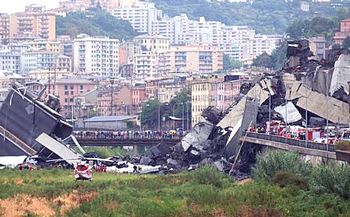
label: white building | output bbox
[132,35,170,80]
[111,1,161,33]
[0,51,21,73]
[73,35,120,77]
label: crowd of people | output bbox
[73,130,184,140]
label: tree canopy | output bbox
[56,10,138,40]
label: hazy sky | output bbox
[0,0,66,13]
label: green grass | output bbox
[81,147,126,158]
[1,167,350,217]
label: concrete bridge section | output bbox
[242,132,336,159]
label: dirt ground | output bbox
[0,191,97,217]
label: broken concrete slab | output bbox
[274,102,302,124]
[286,81,350,124]
[181,121,214,152]
[223,97,260,158]
[330,54,350,96]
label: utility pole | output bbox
[305,93,308,148]
[158,104,161,131]
[110,78,114,116]
[326,71,329,151]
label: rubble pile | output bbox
[129,40,350,176]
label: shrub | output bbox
[191,165,228,188]
[310,163,350,199]
[336,141,350,151]
[252,151,312,181]
[272,171,308,190]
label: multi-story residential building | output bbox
[191,74,243,125]
[134,34,170,53]
[334,18,350,44]
[132,85,146,106]
[0,51,21,73]
[21,51,71,74]
[9,5,56,42]
[0,14,10,44]
[133,35,170,79]
[111,1,161,33]
[73,34,120,77]
[25,39,62,53]
[162,45,223,74]
[157,77,188,103]
[57,35,74,57]
[309,36,326,60]
[40,78,97,117]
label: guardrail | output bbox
[245,132,336,152]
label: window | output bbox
[64,85,68,90]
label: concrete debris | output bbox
[274,102,302,124]
[201,106,223,124]
[129,40,350,178]
[330,54,350,96]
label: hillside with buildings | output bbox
[152,0,349,34]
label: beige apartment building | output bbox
[191,74,243,126]
[133,35,170,79]
[163,45,223,74]
[9,5,56,42]
[26,39,61,53]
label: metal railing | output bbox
[0,125,36,155]
[246,132,336,152]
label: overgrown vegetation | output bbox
[310,163,350,199]
[56,9,138,40]
[252,151,312,181]
[336,140,350,151]
[1,167,350,216]
[253,150,350,201]
[82,147,125,158]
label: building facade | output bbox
[73,35,120,77]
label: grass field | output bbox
[0,166,350,217]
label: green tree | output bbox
[162,88,192,130]
[223,54,232,71]
[342,37,350,49]
[270,41,287,70]
[252,52,273,68]
[223,54,243,71]
[141,99,160,130]
[56,10,138,40]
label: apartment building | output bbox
[39,78,97,117]
[163,45,223,74]
[0,14,9,44]
[111,1,161,33]
[133,35,170,79]
[21,51,71,74]
[73,35,120,77]
[9,5,56,42]
[191,74,243,125]
[309,36,326,60]
[0,51,21,73]
[334,18,350,44]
